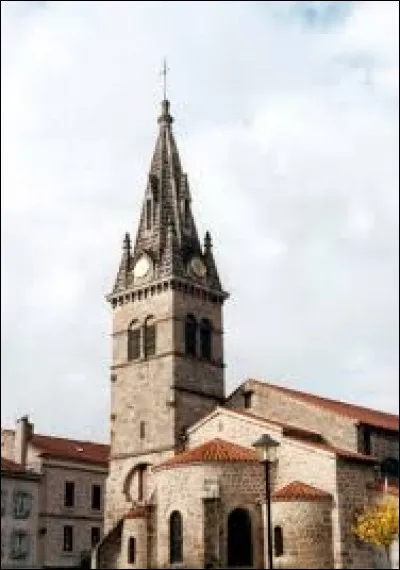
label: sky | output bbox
[1,1,398,443]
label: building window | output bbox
[146,199,152,230]
[91,527,101,548]
[140,421,146,440]
[144,319,156,358]
[183,199,190,225]
[137,464,148,502]
[185,314,197,357]
[10,530,30,560]
[274,525,284,557]
[363,427,372,455]
[381,457,399,480]
[128,537,136,564]
[200,319,212,360]
[64,481,75,508]
[1,490,6,517]
[128,327,141,361]
[91,485,101,510]
[63,526,73,552]
[169,510,183,564]
[13,491,32,519]
[244,391,252,409]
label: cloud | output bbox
[1,1,398,441]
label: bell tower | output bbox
[105,98,228,528]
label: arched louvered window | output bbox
[144,316,156,358]
[185,314,197,356]
[200,318,212,360]
[274,525,284,557]
[169,510,183,564]
[128,321,140,361]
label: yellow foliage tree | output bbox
[352,496,399,563]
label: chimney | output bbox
[15,415,33,467]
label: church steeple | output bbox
[110,99,226,300]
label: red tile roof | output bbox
[157,438,258,470]
[247,379,399,432]
[272,481,332,502]
[124,506,147,519]
[1,457,24,472]
[31,434,110,466]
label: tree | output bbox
[352,495,399,566]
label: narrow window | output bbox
[169,510,183,563]
[140,421,146,440]
[146,199,152,230]
[137,465,146,501]
[13,491,32,519]
[128,537,136,564]
[1,490,6,517]
[200,318,212,360]
[381,457,399,480]
[274,526,284,557]
[91,527,101,548]
[244,392,252,409]
[91,485,101,510]
[183,199,190,225]
[185,314,197,357]
[63,526,73,552]
[10,530,30,560]
[144,321,156,358]
[363,427,372,455]
[64,481,75,508]
[128,328,141,361]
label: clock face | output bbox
[133,255,150,279]
[190,257,206,278]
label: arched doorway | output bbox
[227,508,253,567]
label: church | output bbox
[93,97,399,569]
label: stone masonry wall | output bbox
[227,381,359,451]
[154,462,265,569]
[335,460,377,569]
[272,500,334,569]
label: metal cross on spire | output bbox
[160,58,169,101]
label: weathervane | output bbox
[160,58,169,101]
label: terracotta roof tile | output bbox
[247,379,399,432]
[124,506,147,519]
[31,434,110,466]
[272,481,332,502]
[157,438,258,470]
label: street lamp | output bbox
[253,434,279,570]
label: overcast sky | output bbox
[1,1,398,443]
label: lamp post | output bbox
[253,434,279,570]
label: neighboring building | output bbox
[96,95,399,569]
[1,457,41,569]
[1,416,109,569]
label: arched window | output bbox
[146,199,152,230]
[144,316,156,358]
[200,319,212,360]
[128,322,141,361]
[274,525,284,557]
[185,314,197,356]
[381,457,399,480]
[169,510,183,564]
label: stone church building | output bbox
[94,98,399,569]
